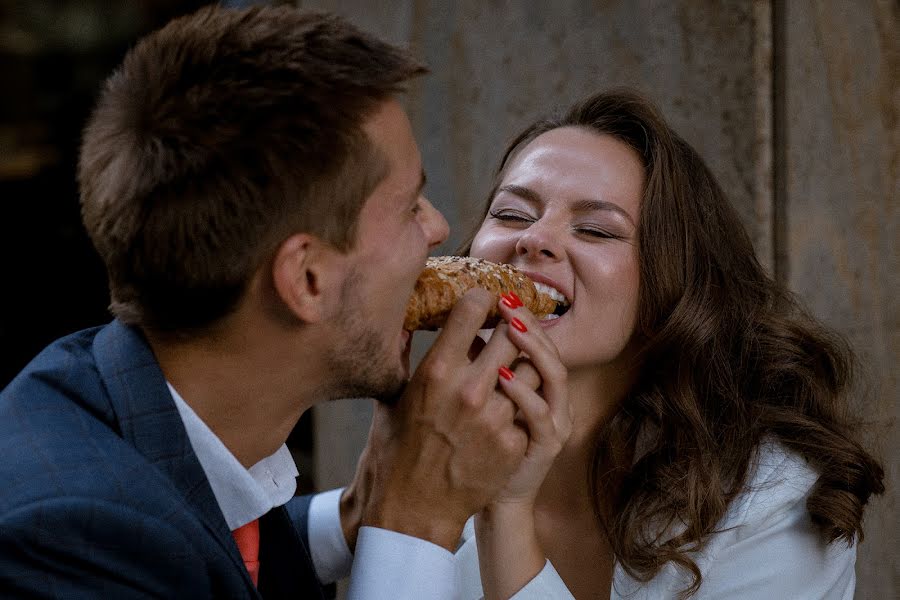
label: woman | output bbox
[455,90,884,599]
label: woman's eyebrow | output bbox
[498,184,634,225]
[570,198,635,225]
[497,184,541,204]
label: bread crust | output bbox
[403,256,558,330]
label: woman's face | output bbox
[470,126,644,373]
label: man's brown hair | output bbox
[79,5,426,333]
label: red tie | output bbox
[232,519,260,586]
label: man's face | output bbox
[324,99,449,401]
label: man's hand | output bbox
[341,288,535,551]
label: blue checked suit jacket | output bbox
[0,320,328,599]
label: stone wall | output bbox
[303,2,898,597]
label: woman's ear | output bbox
[271,233,344,324]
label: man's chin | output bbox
[373,378,408,406]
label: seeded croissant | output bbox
[403,256,559,331]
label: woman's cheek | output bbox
[470,229,511,260]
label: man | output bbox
[0,6,548,598]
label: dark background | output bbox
[0,0,312,490]
[1,0,211,386]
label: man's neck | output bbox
[146,314,324,468]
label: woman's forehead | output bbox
[500,127,644,220]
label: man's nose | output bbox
[420,196,449,249]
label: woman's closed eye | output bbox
[489,209,536,224]
[575,225,621,240]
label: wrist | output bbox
[363,495,467,551]
[480,499,536,522]
[475,503,545,600]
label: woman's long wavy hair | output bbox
[460,90,884,596]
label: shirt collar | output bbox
[167,383,298,530]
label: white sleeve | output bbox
[347,526,458,600]
[306,488,353,584]
[509,560,576,599]
[695,498,856,600]
[693,448,856,600]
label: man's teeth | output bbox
[534,282,568,304]
[541,313,560,321]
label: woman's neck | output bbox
[536,364,636,515]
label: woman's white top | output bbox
[455,441,857,599]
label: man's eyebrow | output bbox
[498,184,634,225]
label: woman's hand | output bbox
[492,293,572,507]
[476,293,572,600]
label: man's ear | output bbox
[271,233,344,324]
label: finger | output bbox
[423,288,494,364]
[510,357,540,392]
[497,371,557,446]
[472,292,548,373]
[473,323,522,378]
[487,390,529,451]
[497,300,565,397]
[498,301,570,433]
[497,300,557,358]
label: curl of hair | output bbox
[461,89,884,597]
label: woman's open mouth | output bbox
[534,282,571,321]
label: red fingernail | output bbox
[510,317,527,332]
[498,366,514,380]
[501,293,518,309]
[509,292,524,307]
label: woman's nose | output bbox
[515,221,563,260]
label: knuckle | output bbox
[499,429,526,456]
[455,288,492,317]
[421,356,451,382]
[459,383,487,410]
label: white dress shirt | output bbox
[168,383,298,530]
[168,384,458,598]
[308,490,459,598]
[453,440,857,599]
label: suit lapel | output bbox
[92,320,258,595]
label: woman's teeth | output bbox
[534,282,567,303]
[533,282,570,320]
